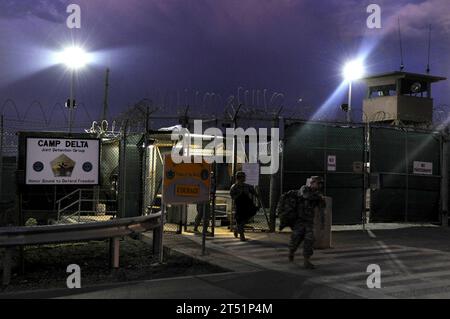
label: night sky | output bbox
[1,0,449,126]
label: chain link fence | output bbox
[0,118,19,226]
[1,95,448,229]
[283,121,365,225]
[369,125,441,223]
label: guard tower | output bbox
[362,71,446,124]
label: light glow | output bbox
[343,59,365,81]
[57,47,90,70]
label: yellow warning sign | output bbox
[162,156,211,204]
[175,185,200,197]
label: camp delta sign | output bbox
[26,137,100,185]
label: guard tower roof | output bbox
[362,71,446,83]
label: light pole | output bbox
[58,47,89,133]
[343,60,365,123]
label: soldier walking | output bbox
[193,202,211,233]
[287,176,326,269]
[230,171,257,241]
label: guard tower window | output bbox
[400,79,429,98]
[369,85,396,98]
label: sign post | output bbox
[202,202,208,256]
[159,204,165,264]
[162,156,212,255]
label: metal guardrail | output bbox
[0,213,163,286]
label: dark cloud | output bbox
[0,0,67,23]
[0,0,449,122]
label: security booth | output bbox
[362,71,446,124]
[15,132,118,225]
[143,127,274,234]
[142,130,232,233]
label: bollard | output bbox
[109,238,120,269]
[2,247,13,286]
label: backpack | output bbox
[276,190,302,231]
[235,193,259,224]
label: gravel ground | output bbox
[0,237,227,293]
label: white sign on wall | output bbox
[26,138,100,185]
[327,155,336,172]
[413,161,433,175]
[242,163,260,186]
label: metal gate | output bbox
[369,127,441,222]
[283,122,365,225]
[118,133,144,218]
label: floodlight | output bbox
[343,60,365,81]
[59,47,89,70]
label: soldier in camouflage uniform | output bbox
[193,202,211,233]
[288,176,326,269]
[230,171,257,241]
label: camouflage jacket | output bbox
[230,182,258,222]
[230,182,256,201]
[297,185,326,224]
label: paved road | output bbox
[186,227,450,299]
[3,225,450,299]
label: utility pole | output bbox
[269,108,283,232]
[0,115,3,209]
[231,104,242,183]
[102,68,110,123]
[68,70,75,133]
[441,127,449,227]
[347,81,353,123]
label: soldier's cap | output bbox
[236,171,246,177]
[310,176,324,183]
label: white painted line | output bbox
[307,278,394,299]
[381,279,450,295]
[367,230,377,238]
[320,265,450,289]
[376,240,410,275]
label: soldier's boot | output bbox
[303,257,316,269]
[233,229,239,238]
[239,232,247,242]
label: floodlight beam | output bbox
[342,59,365,123]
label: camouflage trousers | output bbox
[193,206,211,231]
[288,221,314,258]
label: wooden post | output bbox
[109,238,120,269]
[2,247,13,286]
[152,207,164,263]
[202,202,207,256]
[153,227,161,256]
[159,207,164,263]
[441,130,449,227]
